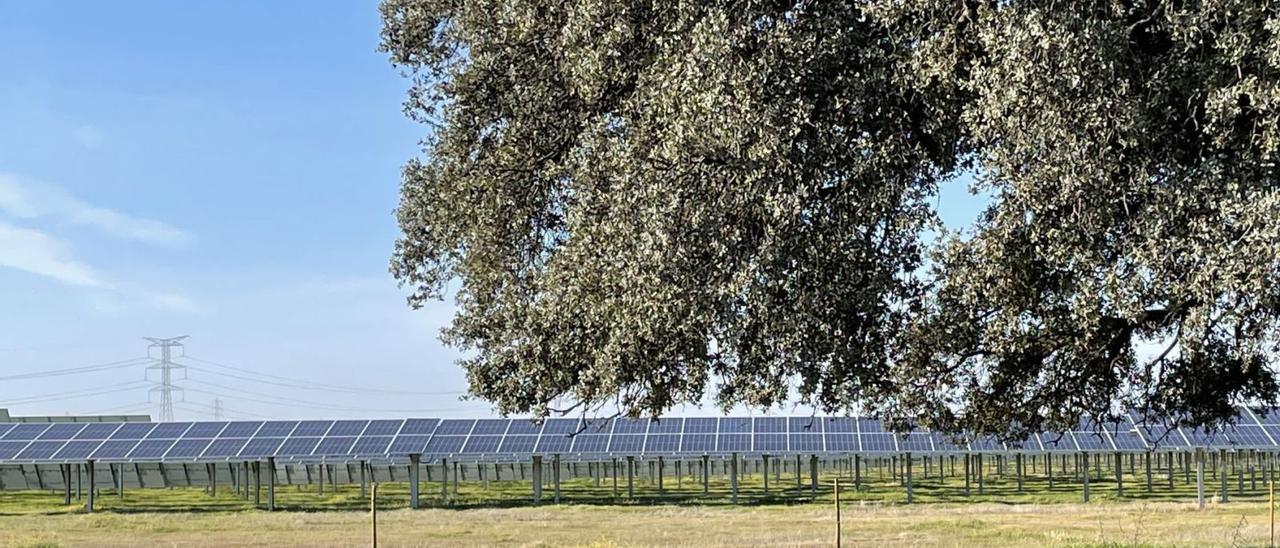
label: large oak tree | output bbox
[381,0,1280,434]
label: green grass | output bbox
[1,461,1274,546]
[0,459,1268,514]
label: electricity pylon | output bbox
[145,336,188,422]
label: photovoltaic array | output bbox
[1,408,1276,465]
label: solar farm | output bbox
[4,409,1280,546]
[6,1,1280,546]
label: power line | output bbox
[0,357,151,382]
[0,381,153,406]
[179,364,463,397]
[174,401,276,421]
[181,384,475,415]
[84,402,156,415]
[179,355,465,397]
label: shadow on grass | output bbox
[0,468,1255,516]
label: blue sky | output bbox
[0,1,988,420]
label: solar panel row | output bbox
[1,411,1276,464]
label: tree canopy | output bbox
[380,0,1280,435]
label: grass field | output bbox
[1,464,1276,546]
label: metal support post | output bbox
[267,457,276,511]
[409,454,420,509]
[85,461,95,513]
[532,456,542,505]
[627,456,635,499]
[731,454,739,504]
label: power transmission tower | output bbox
[212,398,224,420]
[145,336,188,422]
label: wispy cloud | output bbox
[0,173,191,245]
[0,221,110,288]
[0,172,201,313]
[72,125,104,148]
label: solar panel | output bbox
[1180,426,1222,446]
[682,433,716,452]
[1226,425,1272,447]
[74,423,121,440]
[580,418,612,433]
[648,418,683,434]
[717,433,750,452]
[470,419,509,435]
[364,420,403,436]
[789,417,821,433]
[498,435,536,453]
[754,433,787,452]
[92,440,141,459]
[109,423,155,439]
[256,421,298,437]
[352,437,393,455]
[38,423,86,440]
[0,442,28,459]
[1039,431,1075,451]
[535,434,572,453]
[277,437,321,457]
[1127,414,1186,449]
[684,418,718,433]
[184,422,226,438]
[203,438,249,458]
[1107,428,1147,451]
[898,432,933,452]
[399,417,440,435]
[609,434,644,453]
[434,420,474,436]
[1003,435,1038,451]
[8,412,1279,466]
[167,439,213,459]
[241,438,285,457]
[612,419,648,434]
[425,435,465,454]
[1071,432,1112,451]
[754,417,786,433]
[860,433,896,452]
[328,420,369,437]
[932,433,967,452]
[461,435,502,453]
[3,424,51,441]
[645,434,680,453]
[825,433,857,451]
[313,437,356,455]
[222,421,264,437]
[18,441,65,460]
[388,435,430,454]
[824,418,855,433]
[128,439,176,459]
[506,420,542,435]
[571,434,609,452]
[790,433,823,452]
[967,435,1002,451]
[542,419,578,435]
[293,420,334,437]
[858,418,886,432]
[1252,407,1280,424]
[54,440,102,460]
[147,422,192,439]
